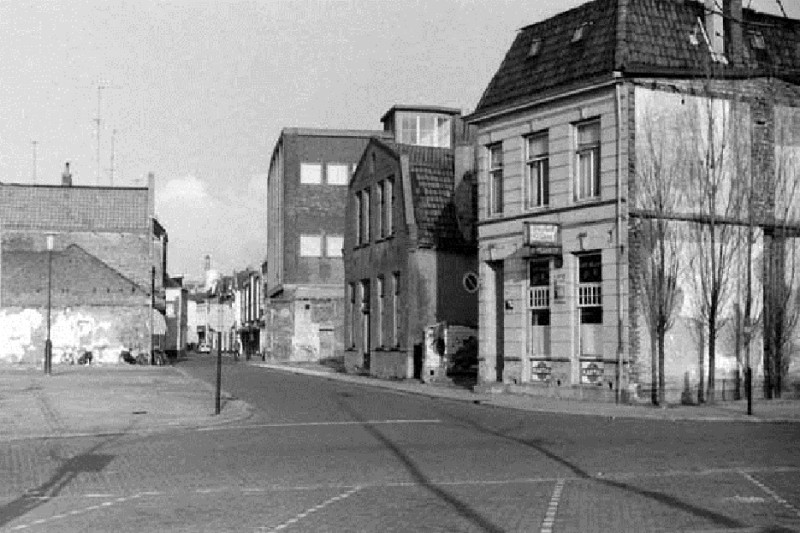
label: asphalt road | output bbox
[2,354,800,532]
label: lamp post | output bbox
[44,234,54,375]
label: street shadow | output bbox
[0,429,130,528]
[437,407,745,530]
[333,394,505,533]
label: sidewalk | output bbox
[0,365,252,442]
[255,362,800,423]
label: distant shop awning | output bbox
[152,309,167,335]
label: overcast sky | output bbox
[1,0,796,280]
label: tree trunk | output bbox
[658,332,666,405]
[697,325,705,404]
[707,322,716,404]
[651,330,658,405]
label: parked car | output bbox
[198,343,211,354]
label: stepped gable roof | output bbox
[375,140,473,251]
[0,183,150,233]
[472,0,800,120]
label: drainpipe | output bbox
[614,76,626,403]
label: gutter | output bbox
[614,75,626,404]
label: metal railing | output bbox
[528,286,550,309]
[578,282,602,307]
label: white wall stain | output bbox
[0,309,43,363]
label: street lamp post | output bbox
[44,234,54,375]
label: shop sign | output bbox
[581,361,604,384]
[525,223,560,247]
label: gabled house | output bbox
[0,167,167,364]
[343,106,478,379]
[467,0,800,401]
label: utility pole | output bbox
[95,83,121,185]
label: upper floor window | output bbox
[326,164,349,185]
[300,163,322,184]
[488,143,503,216]
[375,183,383,239]
[356,192,363,244]
[525,133,549,209]
[384,179,394,236]
[398,113,452,148]
[575,121,600,200]
[299,234,322,257]
[325,235,344,257]
[361,188,371,244]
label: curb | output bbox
[255,364,800,424]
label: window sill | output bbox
[572,196,602,205]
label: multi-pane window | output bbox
[525,133,549,209]
[326,164,349,185]
[386,179,394,235]
[528,261,550,326]
[300,163,322,184]
[398,113,452,148]
[355,192,363,244]
[576,121,601,200]
[376,183,383,239]
[376,276,384,348]
[488,144,503,215]
[325,235,343,257]
[392,272,400,346]
[578,253,602,323]
[299,234,322,257]
[362,188,371,244]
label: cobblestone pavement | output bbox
[1,359,799,532]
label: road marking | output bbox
[6,492,147,531]
[261,486,362,532]
[740,471,800,519]
[540,478,566,533]
[197,419,441,432]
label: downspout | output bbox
[615,76,626,404]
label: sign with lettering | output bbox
[581,361,604,384]
[525,223,560,247]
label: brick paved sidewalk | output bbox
[255,362,800,423]
[0,365,252,442]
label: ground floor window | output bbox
[528,260,551,358]
[577,252,603,357]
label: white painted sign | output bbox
[525,223,559,246]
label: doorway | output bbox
[491,261,504,382]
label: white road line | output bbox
[197,419,441,432]
[740,471,800,519]
[540,478,566,533]
[261,486,362,532]
[83,493,115,498]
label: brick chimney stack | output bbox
[61,162,72,186]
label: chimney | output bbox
[724,0,743,66]
[61,162,72,186]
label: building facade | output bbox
[265,128,388,361]
[343,106,479,380]
[467,0,800,401]
[0,168,167,364]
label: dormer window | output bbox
[572,23,588,43]
[398,112,452,148]
[528,38,542,57]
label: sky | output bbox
[1,0,797,281]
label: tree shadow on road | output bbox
[0,429,131,528]
[333,394,505,533]
[437,407,747,531]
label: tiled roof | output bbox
[0,183,149,232]
[472,0,800,119]
[377,141,474,251]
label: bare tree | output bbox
[686,91,746,404]
[633,99,689,405]
[763,100,800,398]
